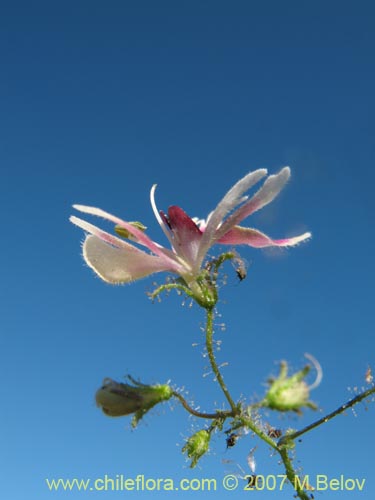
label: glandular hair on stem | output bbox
[219,362,229,369]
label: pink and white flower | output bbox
[70,167,310,288]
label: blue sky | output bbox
[1,1,375,498]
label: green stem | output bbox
[239,415,311,499]
[172,391,234,419]
[279,385,375,446]
[205,308,237,413]
[275,385,375,498]
[278,448,311,500]
[210,251,236,281]
[148,282,194,302]
[239,414,312,498]
[239,416,278,450]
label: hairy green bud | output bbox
[96,377,173,427]
[263,361,318,414]
[182,429,210,468]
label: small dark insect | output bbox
[267,427,282,439]
[226,432,239,448]
[236,265,247,281]
[233,256,248,282]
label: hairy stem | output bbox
[205,307,237,412]
[278,448,311,500]
[239,416,278,450]
[172,391,234,419]
[148,282,194,302]
[279,385,375,446]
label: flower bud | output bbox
[96,377,173,427]
[262,361,318,414]
[182,429,210,468]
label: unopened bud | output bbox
[182,429,210,468]
[96,377,173,427]
[263,359,320,414]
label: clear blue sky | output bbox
[1,1,374,498]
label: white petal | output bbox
[216,167,291,239]
[70,216,134,250]
[150,184,174,245]
[82,235,175,284]
[196,168,268,265]
[72,204,179,267]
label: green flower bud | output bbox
[182,429,210,468]
[263,360,319,414]
[96,377,173,427]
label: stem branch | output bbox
[172,391,234,419]
[279,385,375,445]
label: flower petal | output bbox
[196,168,268,265]
[70,216,137,250]
[82,235,178,283]
[218,226,312,248]
[73,204,162,253]
[150,184,174,245]
[166,206,203,264]
[72,204,180,268]
[71,215,185,273]
[216,167,291,239]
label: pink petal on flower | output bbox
[82,235,180,284]
[166,206,203,264]
[218,226,312,248]
[71,215,184,277]
[216,167,291,240]
[196,168,268,265]
[71,214,187,276]
[70,216,137,250]
[72,204,178,266]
